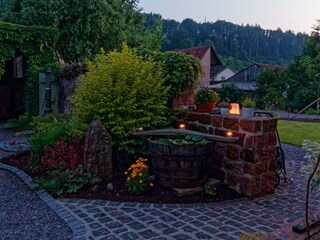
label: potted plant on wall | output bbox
[218,101,231,116]
[194,88,219,112]
[241,97,256,118]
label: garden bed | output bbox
[0,153,242,204]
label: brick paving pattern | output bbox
[58,144,320,240]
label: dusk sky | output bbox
[138,0,320,34]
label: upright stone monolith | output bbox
[84,120,112,184]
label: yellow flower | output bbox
[139,173,143,177]
[139,180,143,184]
[150,183,154,187]
[127,177,130,181]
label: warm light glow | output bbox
[139,127,144,131]
[229,103,240,115]
[226,131,233,137]
[179,123,186,129]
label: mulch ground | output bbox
[0,153,242,204]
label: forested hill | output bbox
[144,13,309,70]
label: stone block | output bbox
[211,167,225,181]
[212,151,224,168]
[226,144,239,160]
[211,115,222,127]
[185,112,211,125]
[269,133,277,146]
[232,132,245,146]
[84,120,112,184]
[186,123,208,133]
[262,118,277,132]
[223,117,239,131]
[244,162,267,176]
[240,119,262,133]
[171,178,219,197]
[239,175,260,196]
[254,135,269,148]
[241,149,257,163]
[258,149,276,162]
[244,135,254,148]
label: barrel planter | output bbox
[148,139,214,188]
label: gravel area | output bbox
[0,170,72,240]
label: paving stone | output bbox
[202,226,219,234]
[105,221,123,229]
[160,215,177,223]
[182,225,197,233]
[171,233,192,240]
[98,217,113,223]
[172,221,185,228]
[89,222,103,229]
[127,221,146,230]
[162,227,178,235]
[99,236,120,240]
[120,232,140,240]
[132,211,146,217]
[195,232,212,239]
[92,228,111,237]
[138,229,159,239]
[152,223,169,229]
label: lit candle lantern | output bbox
[179,123,186,129]
[229,103,240,115]
[139,127,144,131]
[226,131,233,137]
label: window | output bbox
[13,56,23,79]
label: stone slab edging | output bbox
[0,161,87,240]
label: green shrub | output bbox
[217,82,244,103]
[242,97,256,108]
[154,51,203,99]
[34,165,90,196]
[29,114,84,167]
[194,88,219,104]
[70,43,170,153]
[5,112,34,130]
[305,108,318,115]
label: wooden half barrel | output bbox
[148,139,214,188]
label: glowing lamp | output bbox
[139,127,144,132]
[179,123,186,129]
[226,131,233,137]
[229,103,240,115]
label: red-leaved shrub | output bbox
[41,138,84,171]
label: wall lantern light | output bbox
[229,103,240,115]
[226,131,233,137]
[179,123,186,130]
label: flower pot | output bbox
[194,102,216,112]
[148,139,213,188]
[220,107,229,116]
[241,108,254,118]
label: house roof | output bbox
[213,65,236,75]
[176,45,222,65]
[210,81,256,91]
[256,63,287,71]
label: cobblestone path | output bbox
[59,144,320,240]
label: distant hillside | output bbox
[144,13,309,71]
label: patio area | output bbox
[1,128,319,240]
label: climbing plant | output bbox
[0,21,58,114]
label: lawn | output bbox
[277,120,320,147]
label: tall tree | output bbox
[0,0,162,62]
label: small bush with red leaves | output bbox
[41,138,84,171]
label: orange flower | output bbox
[124,171,128,175]
[150,183,154,187]
[139,180,143,184]
[139,173,143,177]
[127,177,130,181]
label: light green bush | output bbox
[70,43,169,153]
